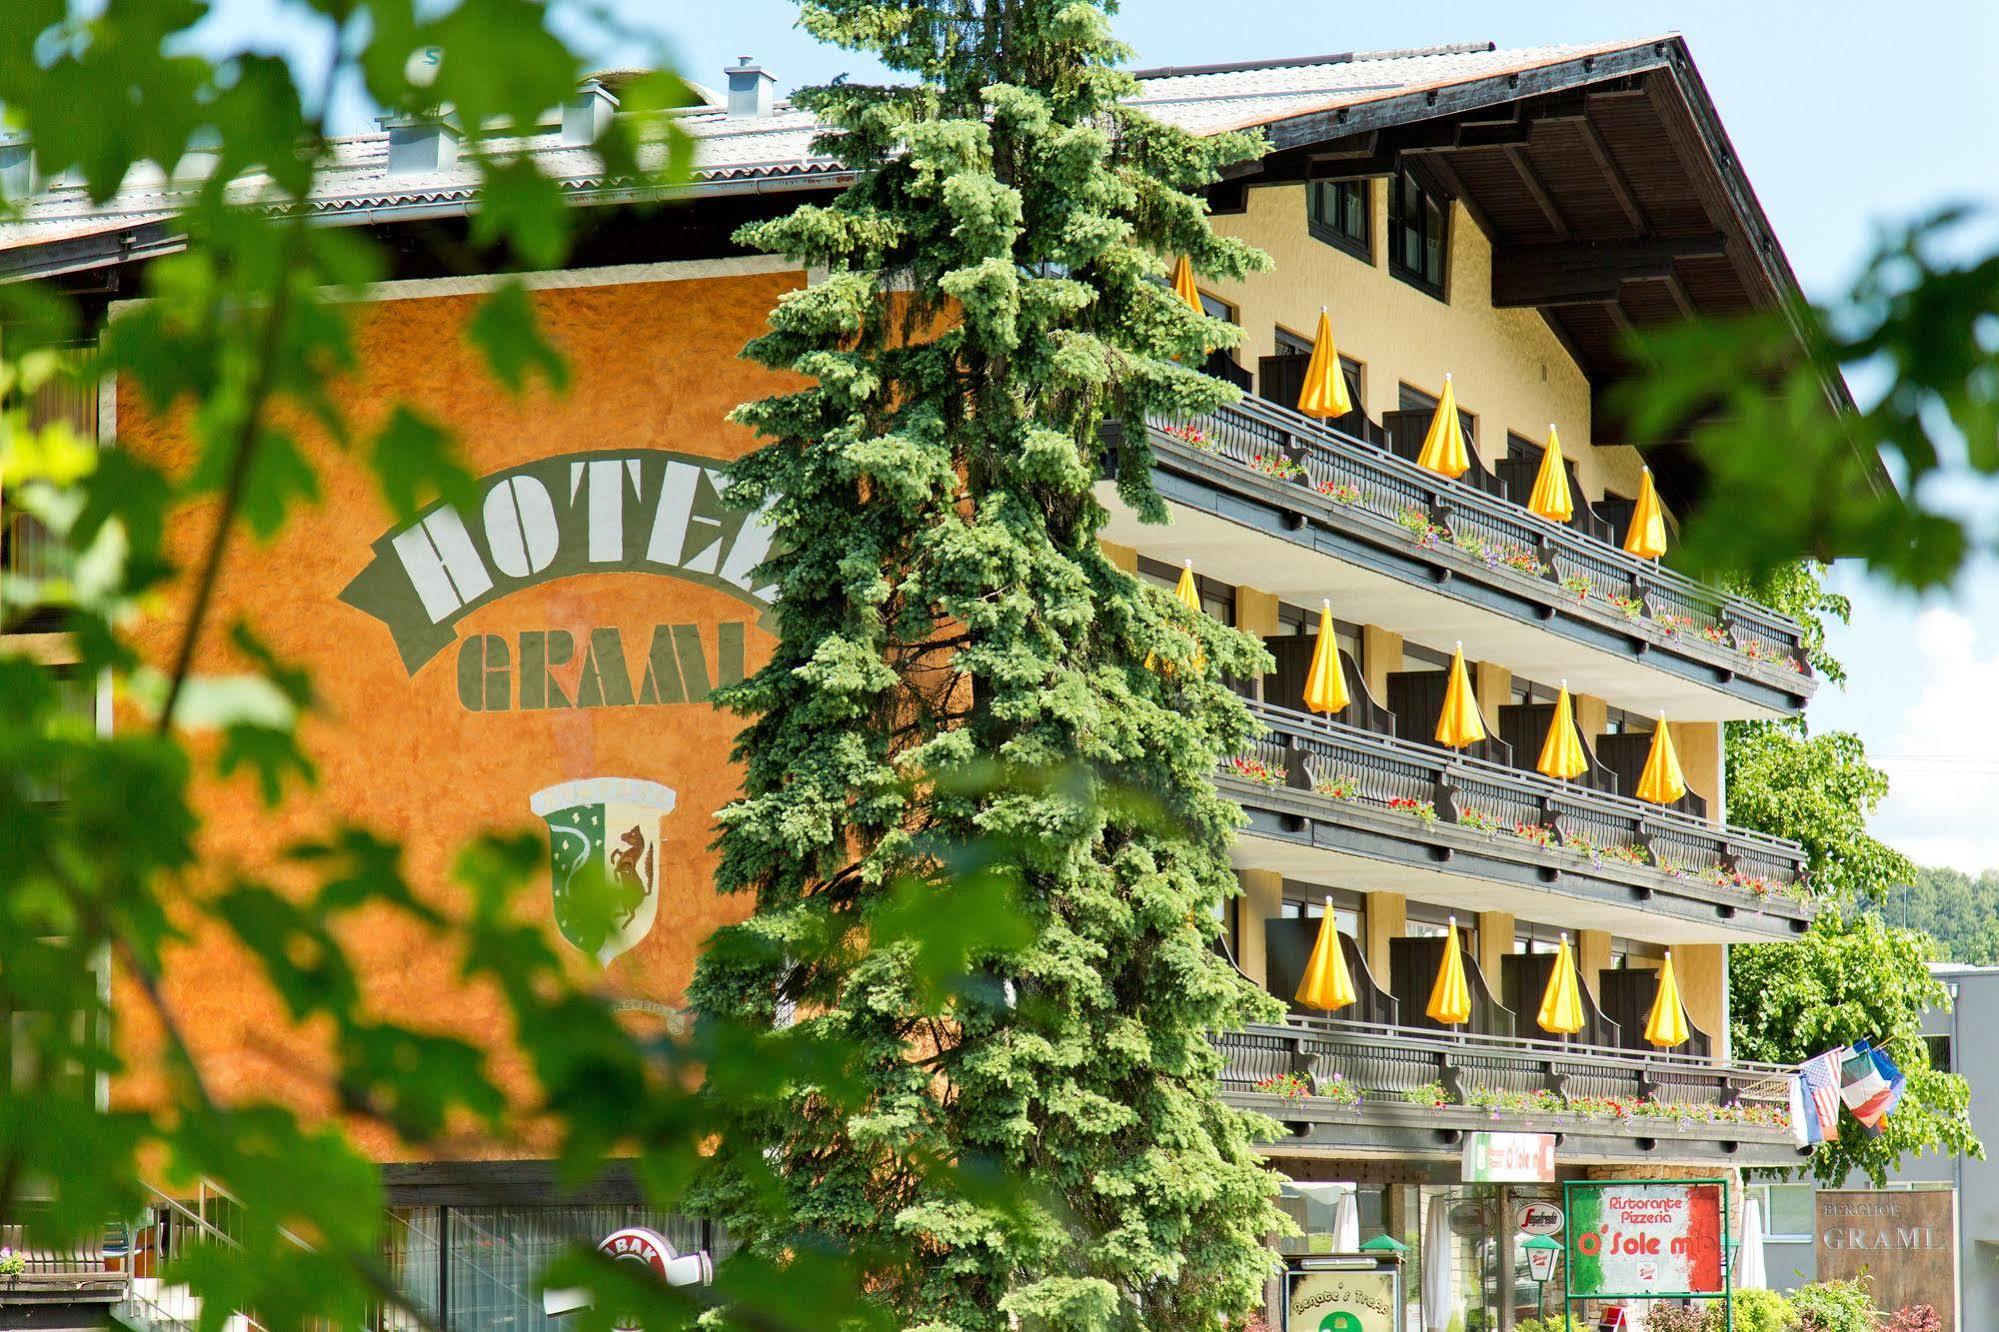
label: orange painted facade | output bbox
[112,263,805,1159]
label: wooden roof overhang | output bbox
[1214,37,1887,509]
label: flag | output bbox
[1838,1039,1905,1132]
[1795,1048,1843,1144]
[1840,1039,1904,1131]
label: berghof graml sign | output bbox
[341,449,778,697]
[1815,1190,1958,1332]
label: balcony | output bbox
[1217,1017,1803,1168]
[1225,700,1812,942]
[1099,394,1816,720]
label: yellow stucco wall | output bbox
[1201,182,1651,505]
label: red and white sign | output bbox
[544,1227,713,1318]
[1462,1131,1556,1183]
[1517,1201,1565,1236]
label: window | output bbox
[1925,1034,1953,1073]
[1398,383,1475,446]
[1306,179,1372,261]
[1387,166,1449,297]
[1137,556,1235,625]
[1263,330,1364,417]
[1750,1183,1817,1243]
[1281,894,1362,944]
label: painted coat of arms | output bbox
[529,777,677,964]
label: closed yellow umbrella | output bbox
[1296,307,1354,420]
[1527,423,1574,524]
[1434,642,1487,749]
[1148,559,1206,674]
[1634,714,1687,805]
[1622,466,1668,559]
[1415,373,1471,479]
[1537,933,1586,1036]
[1302,599,1350,716]
[1536,680,1588,781]
[1427,916,1473,1027]
[1644,950,1691,1049]
[1170,255,1203,314]
[1295,898,1358,1013]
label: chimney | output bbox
[561,79,620,147]
[725,57,776,119]
[378,113,461,174]
[0,136,36,204]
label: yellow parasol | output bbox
[1535,680,1588,781]
[1296,307,1354,420]
[1644,950,1691,1049]
[1434,642,1487,749]
[1527,423,1574,524]
[1622,466,1668,559]
[1414,373,1471,479]
[1427,916,1473,1026]
[1634,714,1687,805]
[1170,255,1203,314]
[1302,599,1351,716]
[1175,560,1205,672]
[1536,933,1586,1036]
[1294,898,1358,1012]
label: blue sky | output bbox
[188,1,1999,872]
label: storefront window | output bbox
[382,1205,714,1331]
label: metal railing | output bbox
[1219,1016,1794,1121]
[1230,700,1809,903]
[1145,394,1811,678]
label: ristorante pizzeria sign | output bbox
[340,448,778,701]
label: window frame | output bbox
[1387,165,1450,299]
[1306,178,1373,263]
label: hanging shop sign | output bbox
[1461,1131,1555,1183]
[1562,1179,1728,1301]
[1282,1256,1400,1332]
[543,1227,713,1319]
[1517,1200,1564,1236]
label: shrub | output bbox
[1882,1306,1941,1332]
[1644,1305,1712,1332]
[1515,1317,1585,1332]
[1733,1288,1796,1332]
[1793,1278,1882,1332]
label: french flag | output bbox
[1839,1040,1905,1132]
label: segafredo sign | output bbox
[340,449,777,676]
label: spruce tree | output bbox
[688,4,1285,1326]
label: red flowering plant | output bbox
[1385,796,1437,824]
[1396,507,1448,550]
[1225,755,1285,788]
[1314,772,1363,801]
[1316,479,1363,505]
[1511,821,1557,849]
[1558,573,1592,602]
[1159,420,1218,452]
[1651,611,1695,637]
[1247,452,1307,482]
[1255,1072,1312,1101]
[1608,593,1646,620]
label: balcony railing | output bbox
[1218,1016,1795,1141]
[1141,394,1813,690]
[1227,700,1810,921]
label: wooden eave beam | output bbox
[1491,235,1727,307]
[1574,119,1649,235]
[1505,144,1572,242]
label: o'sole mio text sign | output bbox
[1562,1179,1726,1299]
